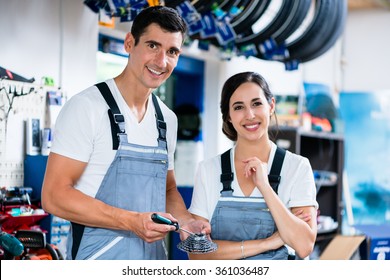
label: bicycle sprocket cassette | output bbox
[177,233,218,254]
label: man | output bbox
[42,6,209,260]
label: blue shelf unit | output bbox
[24,155,71,251]
[24,155,52,239]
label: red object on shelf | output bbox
[1,206,48,233]
[311,116,332,132]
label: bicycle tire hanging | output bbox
[84,0,348,69]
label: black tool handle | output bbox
[151,213,179,230]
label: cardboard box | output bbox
[319,235,366,260]
[320,224,390,260]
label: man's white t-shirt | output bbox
[189,142,319,221]
[51,79,177,198]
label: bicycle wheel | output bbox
[236,0,311,48]
[272,0,312,44]
[230,0,272,35]
[283,0,347,63]
[298,0,347,62]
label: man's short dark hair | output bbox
[131,6,188,45]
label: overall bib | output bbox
[68,82,168,260]
[210,147,289,260]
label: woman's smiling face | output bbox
[228,82,275,142]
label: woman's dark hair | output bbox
[131,6,188,45]
[220,71,276,141]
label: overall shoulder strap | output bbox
[220,149,234,193]
[152,94,167,149]
[268,147,286,193]
[71,222,84,259]
[95,82,125,150]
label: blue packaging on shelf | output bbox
[354,224,390,260]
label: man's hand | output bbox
[132,212,176,243]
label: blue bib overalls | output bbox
[67,82,168,260]
[210,147,289,260]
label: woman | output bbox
[188,72,318,260]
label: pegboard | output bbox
[0,79,64,187]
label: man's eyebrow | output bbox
[144,40,181,53]
[145,40,161,46]
[169,46,181,53]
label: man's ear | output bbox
[124,32,135,53]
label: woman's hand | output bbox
[242,157,269,189]
[264,231,285,250]
[292,208,312,223]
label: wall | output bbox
[342,9,390,92]
[0,0,98,97]
[0,0,98,187]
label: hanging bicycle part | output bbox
[282,0,348,63]
[151,213,218,254]
[236,0,311,57]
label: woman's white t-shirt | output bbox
[51,79,177,198]
[189,142,318,221]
